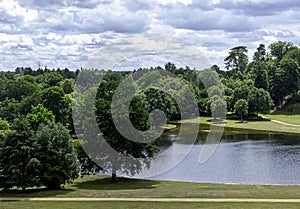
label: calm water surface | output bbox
[137,125,300,185]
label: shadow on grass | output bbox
[0,187,74,198]
[73,176,160,191]
[269,111,300,115]
[207,119,226,124]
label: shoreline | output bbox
[172,115,300,135]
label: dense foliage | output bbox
[0,40,299,188]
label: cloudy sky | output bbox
[0,0,299,71]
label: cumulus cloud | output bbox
[0,0,38,23]
[0,0,299,70]
[77,2,152,33]
[123,0,154,11]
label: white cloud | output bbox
[0,0,38,23]
[156,0,192,5]
[0,0,299,71]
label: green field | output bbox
[1,201,300,209]
[261,112,300,126]
[0,175,300,208]
[1,175,300,199]
[180,113,300,134]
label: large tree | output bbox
[143,88,177,121]
[41,86,72,128]
[34,122,79,189]
[5,78,38,101]
[94,77,159,182]
[0,117,39,190]
[269,41,294,62]
[224,46,249,79]
[249,44,269,90]
[248,88,272,114]
[253,44,267,62]
[270,58,300,107]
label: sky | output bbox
[0,0,300,71]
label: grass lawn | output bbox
[1,175,300,199]
[261,112,300,126]
[180,114,300,134]
[1,201,300,209]
[0,175,299,208]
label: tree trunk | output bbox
[110,164,117,183]
[111,173,117,183]
[241,114,243,123]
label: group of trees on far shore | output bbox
[0,40,299,190]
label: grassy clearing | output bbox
[180,114,300,134]
[261,112,300,126]
[0,201,300,209]
[1,175,299,199]
[1,175,299,209]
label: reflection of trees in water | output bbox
[163,123,300,146]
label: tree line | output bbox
[0,40,299,190]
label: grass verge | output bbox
[1,175,299,209]
[1,175,299,199]
[0,201,300,209]
[179,114,300,134]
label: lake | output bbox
[136,124,300,185]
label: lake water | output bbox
[137,124,300,185]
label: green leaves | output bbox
[0,117,79,190]
[26,104,55,131]
[0,117,37,190]
[224,46,249,74]
[34,122,79,189]
[234,99,248,122]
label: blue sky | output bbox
[0,0,299,71]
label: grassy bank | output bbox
[1,175,299,199]
[1,175,299,208]
[179,113,300,134]
[1,175,300,208]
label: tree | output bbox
[248,88,272,114]
[232,82,251,105]
[26,104,55,131]
[253,44,267,62]
[284,47,300,66]
[0,118,9,143]
[60,79,74,94]
[249,44,269,90]
[209,95,227,120]
[269,41,294,62]
[224,46,249,77]
[37,71,64,88]
[234,99,248,122]
[0,78,6,101]
[41,86,72,127]
[92,75,158,182]
[34,122,79,189]
[248,61,269,90]
[0,98,20,122]
[270,58,300,107]
[73,139,103,176]
[5,78,38,101]
[0,117,39,190]
[143,88,177,121]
